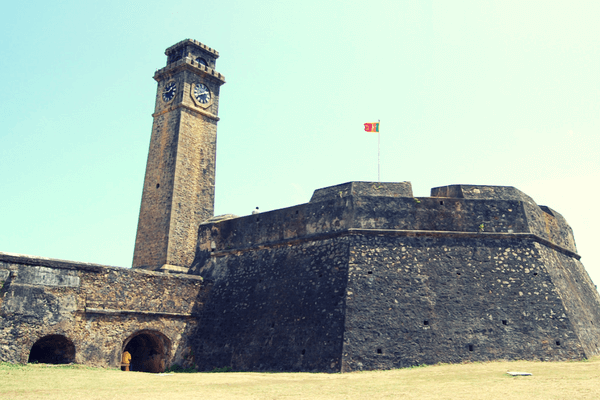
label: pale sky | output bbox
[1,1,599,284]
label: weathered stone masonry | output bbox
[190,181,600,372]
[133,39,225,271]
[3,38,600,374]
[194,236,351,372]
[2,181,599,372]
[0,253,204,371]
[343,235,593,371]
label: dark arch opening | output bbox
[28,335,75,364]
[123,331,170,373]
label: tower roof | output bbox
[165,38,219,58]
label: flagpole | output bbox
[378,119,380,182]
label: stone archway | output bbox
[28,334,76,364]
[122,330,171,373]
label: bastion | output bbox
[191,181,600,372]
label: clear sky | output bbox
[1,1,599,284]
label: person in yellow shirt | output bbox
[122,351,132,371]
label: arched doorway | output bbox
[28,335,76,364]
[122,330,170,373]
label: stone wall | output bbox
[310,181,414,202]
[0,252,204,371]
[342,234,600,371]
[191,182,600,372]
[538,246,600,356]
[3,181,596,373]
[191,183,578,260]
[132,103,180,269]
[194,236,349,372]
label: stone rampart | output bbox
[2,181,596,373]
[0,252,205,371]
[195,236,349,372]
[191,183,578,266]
[342,234,600,371]
[191,182,600,372]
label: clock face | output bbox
[193,83,211,104]
[162,81,177,102]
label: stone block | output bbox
[15,266,80,288]
[431,184,537,204]
[310,181,413,203]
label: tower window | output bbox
[170,49,184,63]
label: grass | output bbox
[2,358,600,399]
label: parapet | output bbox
[310,181,413,203]
[431,184,537,205]
[193,181,579,263]
[165,38,219,58]
[154,57,225,83]
[431,184,576,252]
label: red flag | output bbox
[364,122,380,132]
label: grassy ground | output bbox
[2,358,600,400]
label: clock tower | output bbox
[133,39,225,272]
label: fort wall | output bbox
[195,236,349,372]
[191,182,577,260]
[0,252,204,371]
[190,182,600,372]
[2,183,597,373]
[342,234,600,371]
